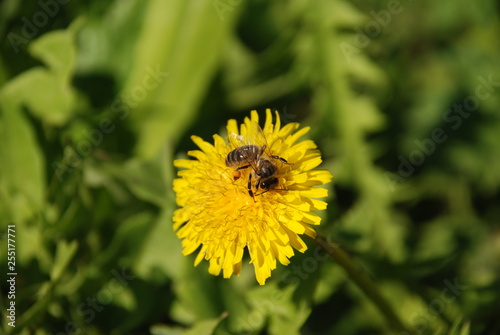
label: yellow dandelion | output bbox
[173,109,333,285]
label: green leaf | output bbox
[123,0,241,158]
[150,312,227,335]
[28,20,80,79]
[448,317,470,335]
[4,68,76,125]
[133,208,183,281]
[242,278,315,335]
[92,211,155,270]
[106,157,170,207]
[184,312,228,335]
[150,325,184,335]
[16,240,78,330]
[268,284,314,335]
[0,101,45,218]
[171,264,224,322]
[0,18,82,126]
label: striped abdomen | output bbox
[225,145,265,167]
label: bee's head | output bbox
[260,178,279,190]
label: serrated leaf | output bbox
[28,23,79,79]
[4,68,75,125]
[0,19,82,126]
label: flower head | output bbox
[173,109,333,285]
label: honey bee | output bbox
[226,122,291,199]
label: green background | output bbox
[1,0,499,334]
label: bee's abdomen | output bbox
[225,145,261,167]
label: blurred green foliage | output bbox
[1,0,499,334]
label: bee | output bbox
[226,122,291,199]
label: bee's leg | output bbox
[255,190,269,197]
[255,178,281,197]
[255,187,287,197]
[236,164,252,171]
[233,164,251,180]
[247,173,256,201]
[271,155,292,165]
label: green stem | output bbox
[314,235,415,335]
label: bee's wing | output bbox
[227,121,268,149]
[248,121,269,147]
[250,121,288,164]
[248,121,275,156]
[228,131,249,149]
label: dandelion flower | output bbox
[173,109,333,285]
